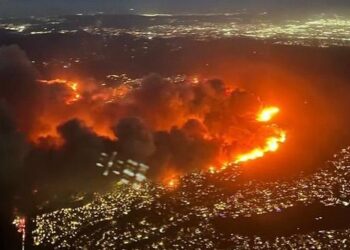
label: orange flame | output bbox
[159,168,181,189]
[38,79,82,104]
[256,106,280,122]
[33,78,114,142]
[36,78,286,181]
[234,130,286,163]
[166,178,179,189]
[207,106,286,170]
[234,106,286,164]
[208,166,217,174]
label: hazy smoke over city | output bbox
[0,0,350,17]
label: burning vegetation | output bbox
[32,75,287,179]
[0,45,287,190]
[234,108,286,164]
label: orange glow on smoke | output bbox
[91,84,132,103]
[31,78,117,143]
[33,77,286,183]
[201,106,287,178]
[256,106,280,122]
[159,168,181,189]
[208,166,217,174]
[233,106,286,164]
[38,79,82,104]
[234,130,286,164]
[166,178,179,189]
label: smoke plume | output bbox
[0,45,284,199]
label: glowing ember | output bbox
[191,76,200,84]
[257,106,280,122]
[166,178,179,189]
[162,171,181,189]
[208,166,217,174]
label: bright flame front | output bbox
[234,130,286,164]
[234,106,286,164]
[256,106,280,122]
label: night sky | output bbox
[0,0,349,17]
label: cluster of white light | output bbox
[32,147,350,249]
[81,15,350,47]
[96,151,149,185]
[2,15,350,47]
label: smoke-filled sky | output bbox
[0,0,350,17]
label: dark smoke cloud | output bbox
[113,117,156,161]
[127,74,192,129]
[106,75,264,178]
[57,119,106,171]
[0,45,270,227]
[0,101,29,249]
[0,102,28,193]
[0,46,34,227]
[0,45,42,133]
[182,118,208,139]
[0,51,264,185]
[26,119,113,195]
[150,126,219,176]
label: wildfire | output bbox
[256,106,280,122]
[31,78,113,142]
[234,130,286,163]
[205,106,286,174]
[35,77,286,183]
[167,178,179,189]
[38,79,82,104]
[166,106,287,189]
[234,106,286,164]
[208,166,217,174]
[160,169,181,189]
